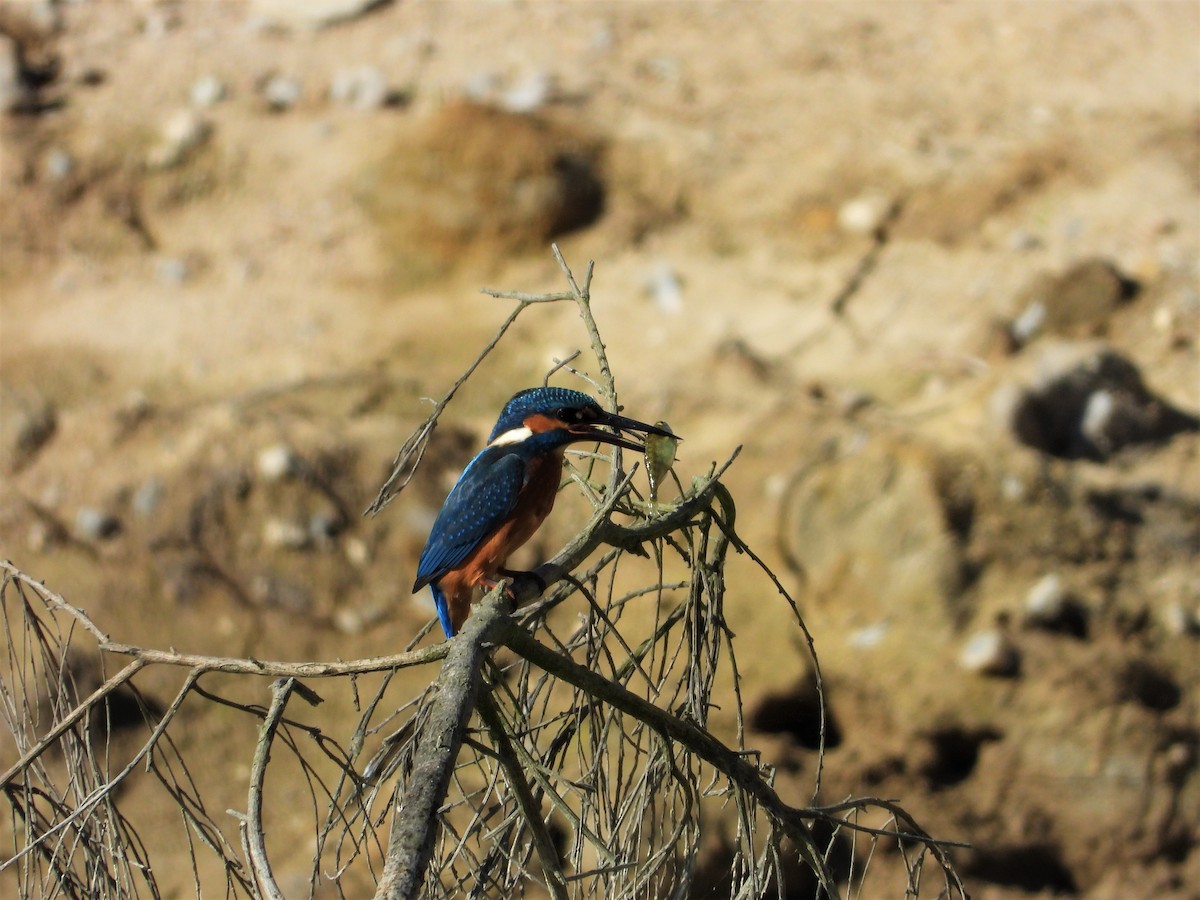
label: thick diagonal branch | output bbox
[372,594,508,900]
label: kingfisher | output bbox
[412,387,677,637]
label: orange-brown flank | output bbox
[435,448,564,632]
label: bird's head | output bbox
[487,387,677,452]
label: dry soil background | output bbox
[1,1,1199,898]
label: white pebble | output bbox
[848,621,889,648]
[1162,603,1199,637]
[1009,299,1046,345]
[190,74,227,108]
[644,262,684,315]
[156,256,191,285]
[43,147,75,181]
[133,478,164,517]
[344,537,370,567]
[1024,573,1069,626]
[146,109,212,168]
[502,70,554,113]
[256,443,298,481]
[837,192,894,236]
[329,65,389,110]
[75,507,122,541]
[263,75,301,111]
[959,629,1020,677]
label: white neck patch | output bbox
[488,426,533,447]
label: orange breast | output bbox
[451,449,564,590]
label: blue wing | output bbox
[412,447,527,592]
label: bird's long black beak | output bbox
[572,412,679,452]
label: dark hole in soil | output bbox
[750,677,843,750]
[916,725,1002,790]
[965,842,1078,894]
[1120,659,1182,712]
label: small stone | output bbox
[263,74,301,111]
[190,74,226,108]
[329,65,389,110]
[502,70,554,113]
[249,0,392,30]
[1162,603,1199,637]
[959,629,1020,678]
[999,473,1026,502]
[644,262,684,315]
[1022,574,1088,637]
[263,517,310,550]
[848,621,889,648]
[75,507,122,541]
[256,443,298,481]
[344,536,370,567]
[43,147,75,182]
[1009,299,1047,346]
[309,511,342,543]
[1025,574,1067,622]
[146,109,212,168]
[837,192,894,236]
[132,479,164,517]
[155,256,191,285]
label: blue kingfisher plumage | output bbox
[412,387,677,637]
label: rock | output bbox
[155,256,191,284]
[146,109,212,168]
[959,629,1020,678]
[329,65,390,110]
[358,101,606,284]
[1001,345,1200,460]
[42,147,74,181]
[837,192,895,236]
[1162,603,1199,637]
[1023,573,1088,638]
[1024,574,1067,622]
[308,511,342,543]
[1007,258,1135,347]
[262,74,301,111]
[75,507,122,541]
[502,70,555,113]
[1,384,57,472]
[644,262,684,314]
[779,440,964,625]
[256,444,298,481]
[132,479,164,517]
[190,74,226,108]
[344,536,371,567]
[248,0,392,30]
[1008,299,1047,345]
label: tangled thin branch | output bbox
[1,248,967,900]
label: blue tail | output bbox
[430,585,455,638]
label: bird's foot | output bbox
[498,567,548,594]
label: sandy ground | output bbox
[2,1,1199,897]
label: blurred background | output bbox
[1,1,1198,897]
